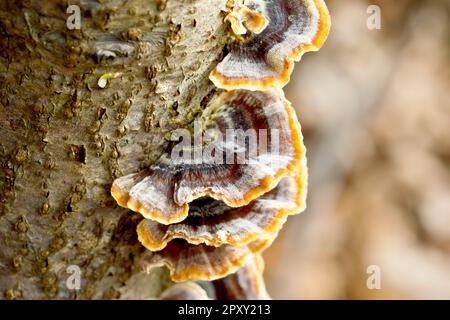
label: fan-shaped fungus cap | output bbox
[137,169,307,250]
[159,255,269,300]
[160,282,211,300]
[111,89,304,224]
[210,0,331,91]
[212,254,270,300]
[141,236,274,282]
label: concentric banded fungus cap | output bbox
[141,236,275,282]
[137,170,307,250]
[212,254,270,300]
[160,282,210,300]
[112,89,304,224]
[210,0,331,91]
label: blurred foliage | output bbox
[264,0,450,299]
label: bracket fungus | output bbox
[137,171,307,250]
[111,89,305,225]
[159,254,269,300]
[108,0,330,297]
[210,0,331,91]
[160,282,211,300]
[141,235,275,282]
[212,254,270,300]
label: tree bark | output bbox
[0,0,227,299]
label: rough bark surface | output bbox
[0,0,227,299]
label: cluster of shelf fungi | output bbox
[111,0,330,300]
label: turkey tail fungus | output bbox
[159,254,270,300]
[111,89,305,225]
[110,0,329,299]
[210,0,331,91]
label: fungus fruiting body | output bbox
[141,235,275,282]
[137,170,307,250]
[160,282,210,300]
[225,1,269,35]
[212,254,270,300]
[210,0,331,91]
[112,89,305,225]
[108,0,330,297]
[159,254,269,300]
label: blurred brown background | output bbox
[264,0,450,299]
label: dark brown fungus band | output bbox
[141,235,275,282]
[210,0,331,91]
[111,89,305,225]
[137,169,307,250]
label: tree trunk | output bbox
[0,0,227,299]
